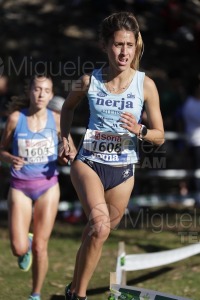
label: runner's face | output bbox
[30,77,53,108]
[105,30,136,71]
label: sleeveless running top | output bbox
[77,68,145,165]
[11,108,59,179]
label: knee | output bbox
[11,241,29,257]
[32,239,48,257]
[89,217,111,242]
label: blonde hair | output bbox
[131,31,144,70]
[99,11,144,70]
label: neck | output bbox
[105,68,135,93]
[28,106,47,117]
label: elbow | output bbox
[153,133,165,146]
[155,138,165,146]
[154,128,165,145]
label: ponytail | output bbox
[7,95,30,114]
[131,31,144,70]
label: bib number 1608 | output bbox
[92,141,121,153]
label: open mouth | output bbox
[118,57,128,65]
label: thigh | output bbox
[105,176,135,228]
[33,183,60,240]
[70,160,108,220]
[8,188,32,244]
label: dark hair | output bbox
[99,11,144,70]
[29,74,53,89]
[8,74,53,113]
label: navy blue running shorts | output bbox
[79,158,134,191]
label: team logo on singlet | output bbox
[97,91,107,97]
[96,97,134,110]
[18,133,28,136]
[127,93,135,98]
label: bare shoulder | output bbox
[81,73,92,90]
[70,73,91,94]
[144,75,157,91]
[143,75,159,101]
[65,73,92,109]
[1,111,20,145]
[6,111,20,129]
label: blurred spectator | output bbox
[182,74,200,205]
[47,95,65,114]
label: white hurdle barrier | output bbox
[109,276,192,300]
[116,241,200,286]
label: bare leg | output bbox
[70,160,134,297]
[70,224,91,293]
[8,188,32,257]
[31,183,59,294]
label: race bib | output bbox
[82,129,136,164]
[18,137,55,164]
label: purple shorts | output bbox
[10,176,58,201]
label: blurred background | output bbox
[0,0,200,223]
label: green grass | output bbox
[1,208,200,300]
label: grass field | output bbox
[1,208,200,300]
